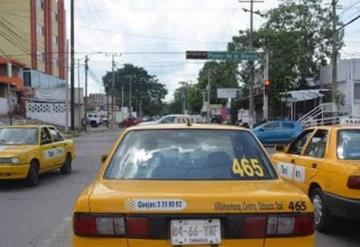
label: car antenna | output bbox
[186,118,192,127]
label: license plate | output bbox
[170,219,221,246]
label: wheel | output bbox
[60,154,72,174]
[310,188,334,233]
[25,160,40,187]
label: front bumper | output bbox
[0,164,30,180]
[324,192,360,221]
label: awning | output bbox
[280,89,329,103]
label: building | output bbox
[320,58,360,117]
[88,93,113,111]
[0,0,66,79]
[0,0,68,118]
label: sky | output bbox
[65,0,360,101]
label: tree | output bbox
[228,0,343,104]
[102,64,167,116]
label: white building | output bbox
[320,58,360,117]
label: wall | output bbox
[0,1,31,66]
[0,98,8,115]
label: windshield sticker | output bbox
[232,158,265,177]
[277,162,305,183]
[214,201,284,212]
[124,199,187,211]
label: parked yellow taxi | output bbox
[0,125,76,186]
[73,124,314,247]
[272,125,360,232]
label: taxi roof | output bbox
[0,124,54,128]
[126,123,248,131]
[306,125,360,131]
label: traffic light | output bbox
[264,80,271,95]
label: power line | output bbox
[341,0,360,15]
[335,13,360,32]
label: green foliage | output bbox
[102,64,167,116]
[228,0,343,104]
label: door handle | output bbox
[312,163,318,169]
[291,159,295,164]
[53,146,56,148]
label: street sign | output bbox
[186,51,258,61]
[217,88,240,99]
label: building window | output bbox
[354,82,360,104]
[37,24,44,36]
[37,0,44,10]
[53,35,58,45]
[53,12,58,22]
[37,49,45,62]
[53,57,59,67]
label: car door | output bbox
[294,129,329,193]
[48,127,66,167]
[274,129,315,185]
[256,121,281,143]
[39,127,56,170]
[279,122,296,143]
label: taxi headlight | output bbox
[0,157,20,164]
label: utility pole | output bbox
[263,48,269,120]
[77,59,81,129]
[240,0,264,127]
[128,75,133,117]
[106,85,110,128]
[121,84,124,108]
[331,0,338,105]
[207,70,211,122]
[84,56,89,132]
[111,55,115,126]
[249,0,255,128]
[70,0,75,130]
[6,61,12,125]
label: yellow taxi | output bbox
[272,125,360,232]
[0,125,76,186]
[73,124,315,247]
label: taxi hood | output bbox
[88,179,311,214]
[0,145,37,157]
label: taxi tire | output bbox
[60,154,72,174]
[310,188,334,233]
[25,161,40,187]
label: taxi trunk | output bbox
[73,180,314,247]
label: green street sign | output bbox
[186,51,258,61]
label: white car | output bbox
[139,114,205,125]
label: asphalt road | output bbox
[0,129,359,247]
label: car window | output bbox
[41,127,52,144]
[48,127,64,142]
[337,129,360,160]
[160,116,176,123]
[288,129,314,155]
[303,130,328,158]
[282,122,294,129]
[0,128,38,145]
[263,122,280,130]
[104,130,277,180]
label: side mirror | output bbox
[275,145,285,152]
[101,154,108,163]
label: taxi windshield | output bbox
[0,128,38,145]
[337,130,360,160]
[105,130,277,180]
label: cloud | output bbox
[65,0,357,101]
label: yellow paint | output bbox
[0,125,76,180]
[272,126,360,199]
[73,125,314,246]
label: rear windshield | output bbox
[104,130,277,180]
[337,130,360,160]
